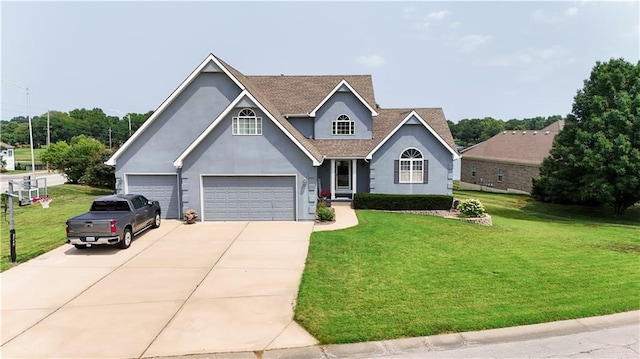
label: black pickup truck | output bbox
[66,194,162,249]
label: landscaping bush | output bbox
[458,198,486,218]
[353,193,453,210]
[316,207,335,222]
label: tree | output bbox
[41,135,106,183]
[533,58,640,214]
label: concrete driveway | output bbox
[1,220,317,358]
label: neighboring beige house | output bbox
[0,142,15,171]
[460,121,564,194]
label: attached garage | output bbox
[127,174,180,219]
[202,176,296,221]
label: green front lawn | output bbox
[1,184,113,271]
[295,192,640,344]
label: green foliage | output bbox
[0,108,153,149]
[353,193,453,210]
[533,58,640,214]
[457,198,486,217]
[41,135,112,185]
[316,207,335,222]
[449,116,563,146]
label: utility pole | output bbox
[109,127,112,149]
[46,110,50,172]
[2,79,36,178]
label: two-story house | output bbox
[106,54,459,221]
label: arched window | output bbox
[332,114,354,135]
[232,108,262,135]
[399,148,424,183]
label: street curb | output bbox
[148,310,639,359]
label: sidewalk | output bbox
[313,202,358,232]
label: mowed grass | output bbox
[295,192,640,344]
[13,148,46,165]
[1,184,113,271]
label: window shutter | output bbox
[423,160,429,183]
[394,160,399,184]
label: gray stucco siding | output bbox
[180,106,317,221]
[370,124,453,195]
[114,72,241,179]
[314,92,373,140]
[287,117,314,139]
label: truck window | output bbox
[90,201,130,211]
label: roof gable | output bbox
[309,79,378,117]
[173,91,322,168]
[106,54,244,166]
[366,109,459,160]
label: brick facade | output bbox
[460,158,540,193]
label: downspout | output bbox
[177,166,183,218]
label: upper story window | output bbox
[399,148,424,183]
[232,108,262,135]
[332,114,354,135]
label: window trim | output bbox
[399,148,424,184]
[232,108,262,136]
[332,114,355,136]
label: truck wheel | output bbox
[74,244,87,250]
[119,228,132,249]
[152,211,161,228]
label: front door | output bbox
[336,160,351,191]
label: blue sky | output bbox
[1,1,638,123]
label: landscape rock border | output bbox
[384,210,493,226]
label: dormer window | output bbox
[332,114,354,135]
[232,108,262,135]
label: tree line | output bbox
[1,107,563,150]
[1,108,152,149]
[447,115,565,147]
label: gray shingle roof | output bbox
[462,121,564,165]
[214,55,456,163]
[248,75,377,115]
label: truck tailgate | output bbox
[67,212,127,236]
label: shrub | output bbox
[316,207,335,222]
[317,200,328,209]
[353,193,453,210]
[458,199,486,218]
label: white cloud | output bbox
[533,7,580,23]
[476,45,567,67]
[455,34,491,53]
[449,21,460,29]
[355,55,386,68]
[426,10,449,20]
[565,7,579,17]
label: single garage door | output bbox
[202,176,296,221]
[127,175,180,219]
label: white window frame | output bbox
[232,108,262,135]
[399,148,424,184]
[332,114,354,135]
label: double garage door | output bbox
[202,176,296,221]
[127,175,180,219]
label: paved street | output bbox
[1,171,66,193]
[372,323,639,359]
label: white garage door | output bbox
[127,175,179,219]
[202,176,296,221]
